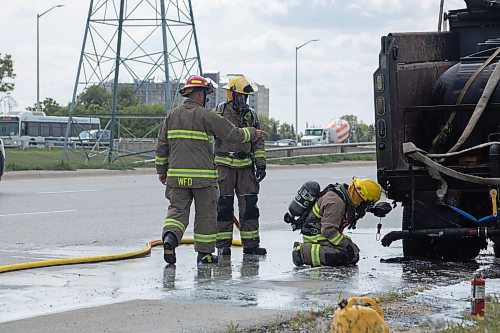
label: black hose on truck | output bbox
[381,227,500,247]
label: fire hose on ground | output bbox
[0,217,244,274]
[0,238,243,274]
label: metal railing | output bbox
[266,142,376,160]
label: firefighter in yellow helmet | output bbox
[284,177,391,267]
[155,75,265,265]
[214,75,267,256]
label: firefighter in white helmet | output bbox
[155,75,265,265]
[285,177,391,266]
[214,75,267,256]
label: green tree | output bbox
[278,123,295,139]
[0,53,15,93]
[119,104,166,138]
[259,115,281,141]
[77,85,112,114]
[26,97,68,116]
[118,84,139,108]
[340,114,375,142]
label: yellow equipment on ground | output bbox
[331,296,389,333]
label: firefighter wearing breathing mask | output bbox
[214,76,267,256]
[156,75,265,265]
[287,177,387,267]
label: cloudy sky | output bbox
[1,0,465,131]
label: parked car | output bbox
[273,139,297,147]
[76,129,111,146]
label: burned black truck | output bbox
[375,0,500,260]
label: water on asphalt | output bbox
[1,165,499,330]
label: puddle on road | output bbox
[0,230,499,331]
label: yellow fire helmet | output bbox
[331,297,389,333]
[223,75,255,101]
[348,177,381,206]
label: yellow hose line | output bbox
[0,238,243,274]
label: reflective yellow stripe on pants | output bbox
[240,230,259,240]
[311,244,321,267]
[194,233,217,243]
[216,231,233,241]
[164,218,186,233]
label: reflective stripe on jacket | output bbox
[302,189,352,248]
[155,98,256,188]
[214,103,266,168]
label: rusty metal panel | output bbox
[397,61,457,157]
[388,32,459,64]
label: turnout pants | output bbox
[162,185,219,253]
[299,238,360,267]
[216,165,261,249]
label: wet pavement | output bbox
[1,164,499,331]
[1,228,499,331]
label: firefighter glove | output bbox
[369,202,392,218]
[255,166,266,183]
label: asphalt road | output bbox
[1,163,496,332]
[0,162,397,265]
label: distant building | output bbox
[104,79,182,106]
[132,79,181,106]
[204,72,269,118]
[103,73,269,116]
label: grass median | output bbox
[4,147,152,171]
[4,148,375,171]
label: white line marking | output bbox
[39,190,98,194]
[0,210,77,217]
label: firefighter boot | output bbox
[217,247,231,256]
[197,252,218,264]
[163,232,178,264]
[292,242,303,266]
[243,247,267,255]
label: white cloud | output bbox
[1,0,469,131]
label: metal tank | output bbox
[374,0,500,260]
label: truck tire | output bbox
[402,205,483,261]
[493,237,500,258]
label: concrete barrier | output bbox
[266,142,375,159]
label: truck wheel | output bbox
[402,205,483,261]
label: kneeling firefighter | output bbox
[284,177,391,267]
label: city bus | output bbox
[0,111,100,147]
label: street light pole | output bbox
[37,4,64,113]
[295,39,319,144]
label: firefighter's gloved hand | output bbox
[158,173,167,185]
[255,166,266,183]
[369,202,392,218]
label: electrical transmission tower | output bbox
[63,0,202,162]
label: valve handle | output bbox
[490,189,498,217]
[376,222,382,241]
